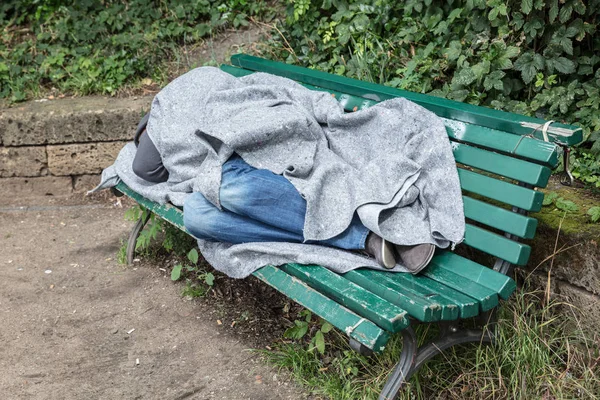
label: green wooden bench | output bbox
[114,55,582,400]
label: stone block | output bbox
[0,95,153,146]
[530,225,600,296]
[0,146,48,177]
[556,281,600,335]
[47,141,126,176]
[0,176,72,198]
[519,271,600,336]
[73,174,102,192]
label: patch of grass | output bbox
[181,281,210,298]
[116,239,127,265]
[263,289,600,399]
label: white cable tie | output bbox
[541,120,555,142]
[345,318,367,335]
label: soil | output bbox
[0,191,310,400]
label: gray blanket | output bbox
[94,67,465,277]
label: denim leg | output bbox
[218,155,369,250]
[183,192,304,244]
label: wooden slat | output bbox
[463,196,538,239]
[346,269,482,321]
[280,264,409,332]
[220,65,559,168]
[458,168,544,212]
[421,260,499,311]
[342,269,446,322]
[393,273,481,318]
[452,142,551,187]
[254,265,391,352]
[432,252,516,300]
[464,224,531,265]
[221,64,254,77]
[230,54,583,146]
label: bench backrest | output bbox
[220,55,565,270]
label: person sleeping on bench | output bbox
[132,117,436,273]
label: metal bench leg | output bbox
[559,145,574,186]
[349,338,374,357]
[379,327,417,400]
[411,324,493,373]
[126,211,151,265]
[379,324,493,400]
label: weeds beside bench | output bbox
[114,55,581,400]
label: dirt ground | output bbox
[0,191,309,400]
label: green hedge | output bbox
[270,0,600,186]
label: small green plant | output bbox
[123,204,143,221]
[116,239,127,265]
[123,205,196,255]
[572,150,600,189]
[587,206,600,223]
[181,281,211,298]
[542,191,579,213]
[121,205,214,295]
[124,205,161,254]
[284,310,334,355]
[171,248,216,297]
[542,191,559,206]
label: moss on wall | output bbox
[532,179,600,241]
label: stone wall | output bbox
[527,185,600,334]
[0,95,153,195]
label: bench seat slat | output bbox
[372,271,481,319]
[432,252,517,300]
[463,196,538,239]
[280,264,409,332]
[230,54,583,146]
[457,168,544,212]
[342,269,447,322]
[254,265,391,352]
[345,269,480,321]
[220,65,559,168]
[421,261,499,311]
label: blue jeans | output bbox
[183,155,369,250]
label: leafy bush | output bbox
[269,0,600,186]
[0,0,269,101]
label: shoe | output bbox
[395,243,435,274]
[365,232,396,269]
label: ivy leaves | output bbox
[484,71,506,91]
[273,0,599,187]
[515,52,545,84]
